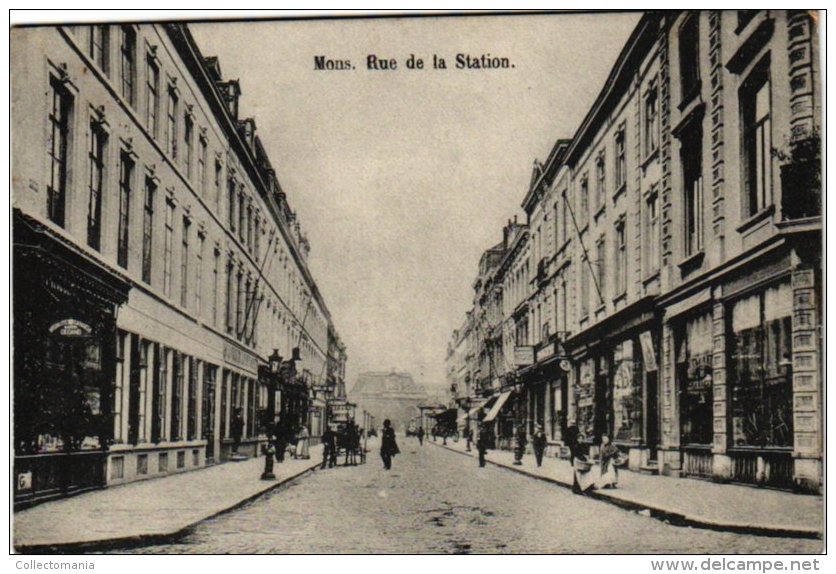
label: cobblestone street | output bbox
[123,439,821,554]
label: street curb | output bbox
[14,460,324,554]
[432,442,822,540]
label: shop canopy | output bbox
[483,391,512,423]
[468,396,496,418]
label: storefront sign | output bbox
[223,342,259,373]
[514,346,534,366]
[49,319,92,337]
[536,342,555,362]
[639,331,657,372]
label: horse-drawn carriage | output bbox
[333,422,366,465]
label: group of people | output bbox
[564,423,622,494]
[471,417,622,494]
[232,408,311,461]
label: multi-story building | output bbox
[448,10,821,493]
[12,22,345,508]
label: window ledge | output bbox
[556,239,571,257]
[642,270,661,285]
[613,183,627,203]
[678,80,702,112]
[593,205,606,222]
[736,204,775,235]
[677,250,705,273]
[640,147,659,170]
[612,292,627,305]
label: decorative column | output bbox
[659,319,680,476]
[790,266,821,493]
[708,11,726,262]
[710,290,731,481]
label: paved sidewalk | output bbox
[14,446,325,553]
[432,439,822,539]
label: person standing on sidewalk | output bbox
[532,423,547,467]
[417,426,425,446]
[295,424,310,459]
[597,434,620,489]
[380,419,400,470]
[231,408,244,455]
[476,419,490,468]
[565,421,580,465]
[571,432,595,494]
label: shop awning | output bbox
[483,391,512,423]
[467,396,495,418]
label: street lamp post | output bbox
[261,349,282,480]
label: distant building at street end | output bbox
[350,371,430,432]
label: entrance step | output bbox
[229,454,250,462]
[639,461,659,475]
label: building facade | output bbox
[446,10,821,493]
[12,22,345,508]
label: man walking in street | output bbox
[417,426,425,446]
[321,425,337,469]
[380,419,400,470]
[532,423,547,467]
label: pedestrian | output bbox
[564,421,580,465]
[465,426,473,452]
[321,425,337,469]
[571,432,595,495]
[597,434,620,489]
[532,423,547,467]
[417,426,425,446]
[513,424,527,465]
[380,419,400,470]
[231,407,244,455]
[345,419,360,465]
[476,420,489,468]
[295,424,310,459]
[274,419,288,463]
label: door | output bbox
[646,371,659,461]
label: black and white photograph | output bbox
[8,9,825,558]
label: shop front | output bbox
[13,211,131,509]
[566,297,661,470]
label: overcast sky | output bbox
[189,12,641,390]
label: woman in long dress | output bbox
[597,434,620,489]
[295,425,310,459]
[572,433,596,494]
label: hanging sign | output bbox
[639,331,657,372]
[49,319,92,337]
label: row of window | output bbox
[113,330,264,446]
[47,72,326,355]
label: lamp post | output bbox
[261,349,282,480]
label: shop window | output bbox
[171,352,183,441]
[612,339,643,442]
[220,372,229,439]
[137,454,148,475]
[86,118,107,251]
[47,75,73,228]
[729,282,793,448]
[575,358,596,439]
[187,357,198,440]
[110,456,124,480]
[551,384,564,441]
[202,365,217,442]
[677,312,713,445]
[117,151,133,269]
[114,331,126,443]
[120,26,136,106]
[158,452,168,472]
[740,57,772,218]
[152,345,167,443]
[678,13,700,105]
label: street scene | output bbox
[10,10,823,556]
